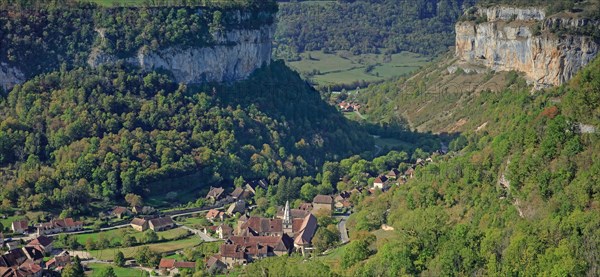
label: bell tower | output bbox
[283,200,293,235]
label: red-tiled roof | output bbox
[19,260,42,274]
[174,261,196,268]
[220,244,245,259]
[228,234,293,253]
[159,258,175,269]
[112,206,129,215]
[11,220,28,230]
[27,236,53,247]
[206,209,223,219]
[292,218,304,233]
[241,217,282,234]
[294,214,318,246]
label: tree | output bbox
[97,235,110,249]
[135,246,160,267]
[63,256,85,277]
[234,176,245,188]
[143,230,159,243]
[312,227,338,253]
[114,251,125,267]
[341,239,371,269]
[125,193,143,207]
[85,238,96,251]
[122,235,137,247]
[98,266,117,277]
[300,183,318,201]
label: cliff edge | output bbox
[455,6,599,89]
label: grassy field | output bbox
[86,263,146,277]
[89,236,201,260]
[74,227,189,246]
[317,243,349,272]
[176,215,209,228]
[287,51,430,87]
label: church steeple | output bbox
[283,200,291,224]
[283,200,293,235]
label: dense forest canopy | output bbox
[0,61,372,215]
[274,0,477,58]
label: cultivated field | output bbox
[89,236,201,260]
[287,51,430,87]
[73,227,189,246]
[86,263,146,277]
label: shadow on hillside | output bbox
[201,61,460,158]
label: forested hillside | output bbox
[242,53,600,277]
[0,61,372,215]
[275,0,476,58]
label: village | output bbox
[0,155,432,276]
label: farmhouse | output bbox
[405,167,415,179]
[373,175,389,190]
[216,224,234,239]
[206,187,225,201]
[230,187,254,200]
[206,209,227,222]
[312,195,334,215]
[148,217,176,232]
[111,206,131,219]
[206,255,226,273]
[226,200,247,216]
[245,179,269,194]
[11,220,28,234]
[36,218,83,235]
[385,169,400,179]
[130,218,148,232]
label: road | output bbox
[179,225,220,242]
[12,204,231,241]
[335,215,350,244]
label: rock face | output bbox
[89,25,274,84]
[0,63,25,92]
[455,6,599,89]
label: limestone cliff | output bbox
[455,6,599,89]
[88,25,274,84]
[0,5,276,92]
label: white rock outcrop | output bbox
[455,7,599,89]
[89,25,274,84]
